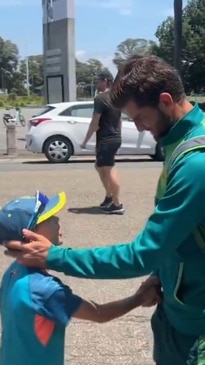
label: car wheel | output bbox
[43,136,73,163]
[151,142,165,161]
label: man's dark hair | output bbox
[110,55,185,109]
[96,70,113,82]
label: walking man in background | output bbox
[80,70,124,214]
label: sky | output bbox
[0,0,188,74]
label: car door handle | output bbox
[67,120,77,124]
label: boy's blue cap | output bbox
[0,191,66,243]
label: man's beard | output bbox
[155,110,174,141]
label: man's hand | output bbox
[136,275,162,307]
[4,229,52,268]
[80,143,87,149]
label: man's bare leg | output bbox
[99,166,120,206]
[96,165,124,215]
[95,163,112,198]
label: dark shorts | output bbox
[96,138,121,167]
[151,305,205,365]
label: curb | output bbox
[0,158,46,163]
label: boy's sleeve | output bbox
[47,152,205,279]
[31,275,82,326]
[41,286,82,326]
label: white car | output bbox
[26,101,164,163]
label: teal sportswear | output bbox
[0,262,82,365]
[47,104,205,336]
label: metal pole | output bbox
[174,0,183,74]
[6,125,17,156]
[26,57,30,96]
[91,75,94,98]
[1,69,4,92]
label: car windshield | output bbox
[31,105,56,118]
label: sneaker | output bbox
[100,196,113,208]
[102,202,125,215]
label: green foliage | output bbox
[113,38,157,68]
[152,0,205,93]
[0,95,44,108]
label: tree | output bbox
[153,0,205,93]
[152,17,175,64]
[76,59,91,85]
[76,58,112,97]
[0,37,19,92]
[76,58,105,85]
[113,38,157,68]
[87,58,103,74]
[20,55,43,93]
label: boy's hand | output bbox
[136,276,162,307]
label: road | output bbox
[0,158,162,172]
[0,161,162,365]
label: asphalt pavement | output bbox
[0,157,162,172]
[0,162,161,365]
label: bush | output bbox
[0,95,45,108]
[7,93,17,102]
[0,100,5,107]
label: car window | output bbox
[70,106,94,118]
[70,105,93,118]
[31,106,56,117]
[60,105,94,118]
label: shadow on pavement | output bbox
[22,160,52,164]
[22,157,153,164]
[68,207,106,215]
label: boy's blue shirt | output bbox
[47,104,205,335]
[0,260,82,365]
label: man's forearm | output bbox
[83,123,97,144]
[46,238,155,279]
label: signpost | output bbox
[42,0,76,103]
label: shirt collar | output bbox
[160,103,204,147]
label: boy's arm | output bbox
[41,281,160,325]
[73,295,140,323]
[73,283,160,323]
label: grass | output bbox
[0,95,45,108]
[0,94,204,109]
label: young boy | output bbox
[0,191,160,365]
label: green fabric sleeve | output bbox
[47,152,205,279]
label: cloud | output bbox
[161,8,174,17]
[76,50,86,58]
[99,0,133,16]
[97,54,117,75]
[76,0,134,16]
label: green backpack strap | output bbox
[167,135,205,251]
[166,136,205,174]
